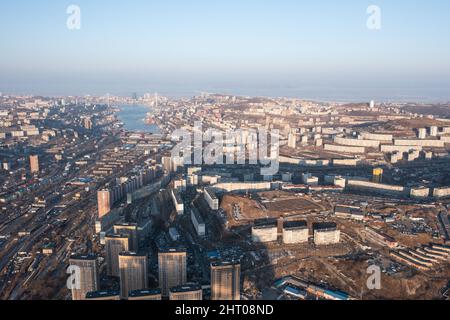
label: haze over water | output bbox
[116,104,160,133]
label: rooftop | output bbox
[211,260,240,268]
[283,220,308,230]
[254,218,278,229]
[69,254,97,261]
[170,284,202,294]
[160,247,187,254]
[128,289,161,298]
[313,222,338,232]
[85,291,120,299]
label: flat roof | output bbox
[205,187,217,200]
[283,220,307,230]
[211,260,240,268]
[191,207,205,225]
[160,247,187,254]
[86,291,120,299]
[172,189,183,203]
[128,289,161,298]
[170,284,202,294]
[119,252,147,258]
[254,218,278,228]
[105,234,130,240]
[313,222,337,231]
[335,205,363,215]
[114,222,138,228]
[69,254,97,261]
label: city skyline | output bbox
[1,0,450,308]
[0,1,450,101]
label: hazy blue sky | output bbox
[1,0,450,101]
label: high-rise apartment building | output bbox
[69,254,99,301]
[118,252,148,299]
[29,155,39,174]
[162,156,172,173]
[97,190,111,218]
[372,168,384,184]
[105,234,129,277]
[83,117,93,130]
[211,261,241,300]
[113,223,139,252]
[158,248,187,297]
[85,291,120,300]
[288,132,297,149]
[169,284,202,301]
[128,289,162,301]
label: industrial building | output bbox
[282,220,309,244]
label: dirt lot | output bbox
[221,191,327,228]
[247,252,450,300]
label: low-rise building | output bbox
[313,222,340,246]
[252,219,278,243]
[283,221,308,244]
[334,205,364,221]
